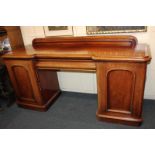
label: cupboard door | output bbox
[4,60,43,105]
[96,62,146,125]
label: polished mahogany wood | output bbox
[36,69,60,104]
[35,60,96,72]
[33,35,137,48]
[96,62,147,126]
[2,35,151,126]
[4,59,60,111]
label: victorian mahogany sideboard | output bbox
[2,36,151,126]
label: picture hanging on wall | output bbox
[86,26,147,35]
[44,26,73,36]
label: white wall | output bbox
[20,26,155,99]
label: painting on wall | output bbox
[48,26,68,31]
[86,26,147,35]
[44,26,73,36]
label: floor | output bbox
[0,92,155,129]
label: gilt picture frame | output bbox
[44,26,73,36]
[86,26,147,35]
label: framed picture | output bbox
[86,26,147,35]
[44,26,73,36]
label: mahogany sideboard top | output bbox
[3,35,151,62]
[2,35,152,126]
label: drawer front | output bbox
[35,60,96,72]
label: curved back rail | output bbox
[32,35,138,49]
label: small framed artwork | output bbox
[44,26,73,36]
[86,26,147,35]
